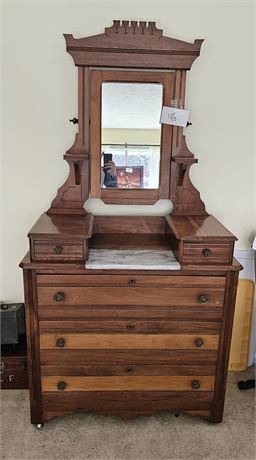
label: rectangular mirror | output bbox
[90,70,174,204]
[101,83,163,189]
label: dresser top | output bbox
[28,213,94,239]
[166,215,237,241]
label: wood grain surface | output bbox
[37,286,225,307]
[42,375,215,392]
[39,320,221,334]
[40,333,219,350]
[41,364,216,376]
[42,390,214,413]
[40,349,218,365]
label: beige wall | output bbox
[1,0,255,301]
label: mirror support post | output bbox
[47,68,90,215]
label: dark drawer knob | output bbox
[53,245,63,255]
[55,292,65,303]
[199,294,208,304]
[57,381,66,391]
[125,367,133,373]
[195,337,204,348]
[127,324,135,330]
[128,278,136,285]
[69,117,78,124]
[191,380,200,390]
[202,248,212,257]
[56,338,65,348]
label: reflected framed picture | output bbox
[116,166,143,189]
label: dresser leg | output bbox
[207,412,223,424]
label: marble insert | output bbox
[85,249,181,270]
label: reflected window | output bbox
[102,144,160,189]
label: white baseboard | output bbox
[234,249,255,281]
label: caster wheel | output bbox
[36,424,44,429]
[174,413,180,418]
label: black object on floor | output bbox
[237,379,255,390]
[1,303,25,344]
[1,340,28,389]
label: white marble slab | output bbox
[85,249,181,270]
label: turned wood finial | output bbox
[106,20,163,37]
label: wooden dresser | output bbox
[20,21,241,427]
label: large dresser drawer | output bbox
[42,390,214,413]
[40,333,219,350]
[39,319,221,334]
[41,363,216,376]
[40,349,218,365]
[37,274,226,288]
[41,374,215,392]
[38,305,223,321]
[37,286,225,307]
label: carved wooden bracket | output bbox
[47,153,89,215]
[170,137,207,216]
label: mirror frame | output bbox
[90,70,174,204]
[48,21,207,216]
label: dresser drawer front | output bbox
[33,240,84,261]
[41,363,216,376]
[38,305,223,322]
[183,243,232,264]
[41,375,215,392]
[40,333,219,350]
[40,349,218,365]
[37,274,226,288]
[37,286,225,307]
[43,391,214,413]
[39,320,221,334]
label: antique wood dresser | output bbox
[20,21,241,427]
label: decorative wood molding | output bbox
[48,22,205,214]
[64,20,204,69]
[48,68,90,215]
[47,155,89,215]
[170,136,207,216]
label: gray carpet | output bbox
[1,367,255,460]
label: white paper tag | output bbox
[160,106,189,127]
[126,168,133,173]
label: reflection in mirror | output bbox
[101,83,163,189]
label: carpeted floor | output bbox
[1,366,255,460]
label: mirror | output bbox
[101,82,163,189]
[90,70,174,203]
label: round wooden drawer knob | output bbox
[57,381,66,391]
[128,278,136,285]
[202,248,212,257]
[55,292,65,303]
[56,338,65,348]
[53,246,63,255]
[125,367,133,373]
[191,380,200,390]
[195,337,204,348]
[199,294,208,304]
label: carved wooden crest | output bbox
[64,20,203,69]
